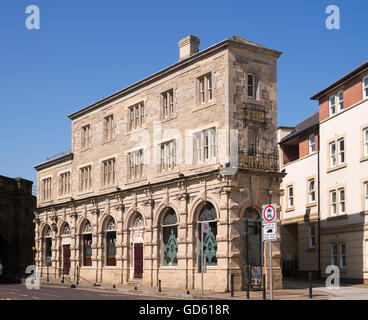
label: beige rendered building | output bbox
[34,35,284,292]
[279,61,368,283]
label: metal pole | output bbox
[201,222,204,297]
[47,265,49,282]
[270,241,273,300]
[262,273,266,300]
[76,265,79,286]
[244,219,250,299]
[309,272,313,299]
[62,267,64,284]
[158,280,161,292]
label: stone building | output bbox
[0,175,36,276]
[279,60,368,283]
[34,35,284,291]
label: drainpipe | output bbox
[316,125,321,280]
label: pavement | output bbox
[0,276,335,300]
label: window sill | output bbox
[99,185,118,192]
[285,207,295,213]
[360,156,368,163]
[161,114,177,123]
[160,266,179,270]
[360,210,368,216]
[327,214,347,221]
[192,101,216,112]
[327,163,347,173]
[57,195,72,201]
[158,168,180,177]
[126,177,147,185]
[306,202,317,208]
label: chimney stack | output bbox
[178,35,200,61]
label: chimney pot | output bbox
[178,35,200,61]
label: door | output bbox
[134,243,143,279]
[63,245,71,275]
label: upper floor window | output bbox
[329,137,345,169]
[102,158,116,186]
[79,166,92,192]
[330,190,337,216]
[128,102,145,131]
[339,188,345,214]
[364,182,368,211]
[309,134,316,153]
[364,128,368,157]
[338,138,345,165]
[81,125,91,148]
[287,185,294,208]
[329,141,336,167]
[160,140,176,172]
[330,187,346,216]
[308,178,315,203]
[162,90,174,119]
[59,172,71,196]
[247,74,256,98]
[198,74,213,104]
[128,149,144,179]
[104,115,114,141]
[195,128,216,163]
[329,91,343,116]
[248,128,259,154]
[363,76,368,99]
[42,177,52,200]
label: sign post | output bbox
[262,204,277,301]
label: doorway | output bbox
[63,245,71,275]
[133,243,143,279]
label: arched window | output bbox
[198,202,217,267]
[62,223,70,235]
[106,217,116,266]
[133,214,144,228]
[43,226,52,267]
[243,208,261,267]
[162,208,178,266]
[82,220,92,266]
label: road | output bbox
[0,283,178,300]
[315,285,368,300]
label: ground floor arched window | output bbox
[82,221,92,266]
[162,208,178,266]
[106,218,116,266]
[197,202,217,267]
[243,207,261,267]
[43,225,52,267]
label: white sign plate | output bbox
[262,204,277,223]
[263,222,277,241]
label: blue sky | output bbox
[0,0,366,186]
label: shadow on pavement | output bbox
[0,275,22,285]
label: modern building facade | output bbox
[279,61,368,282]
[0,175,36,276]
[34,35,284,291]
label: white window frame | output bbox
[338,188,345,214]
[195,128,216,164]
[363,75,368,100]
[330,190,337,216]
[330,141,336,168]
[287,186,294,208]
[308,178,315,203]
[129,149,144,179]
[59,172,71,196]
[309,134,315,154]
[80,166,92,192]
[104,115,114,141]
[198,74,212,104]
[364,128,368,157]
[329,95,336,116]
[102,158,116,186]
[338,138,345,165]
[160,140,176,172]
[365,182,368,211]
[81,124,91,148]
[337,90,344,112]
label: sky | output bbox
[0,0,367,188]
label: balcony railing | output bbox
[46,150,72,162]
[238,151,279,172]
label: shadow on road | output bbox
[0,275,22,285]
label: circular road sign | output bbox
[263,205,276,222]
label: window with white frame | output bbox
[364,128,368,157]
[308,178,316,203]
[309,224,316,248]
[160,140,176,172]
[339,188,345,214]
[128,102,145,131]
[42,177,52,200]
[162,90,174,119]
[329,95,336,116]
[365,182,368,211]
[287,185,294,208]
[79,166,92,192]
[104,115,114,141]
[81,124,91,148]
[363,76,368,99]
[338,91,344,111]
[198,74,213,104]
[330,141,336,167]
[330,190,337,216]
[128,149,144,179]
[195,128,216,163]
[338,138,345,165]
[102,158,115,186]
[247,74,256,98]
[59,172,71,196]
[309,134,316,154]
[331,243,338,266]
